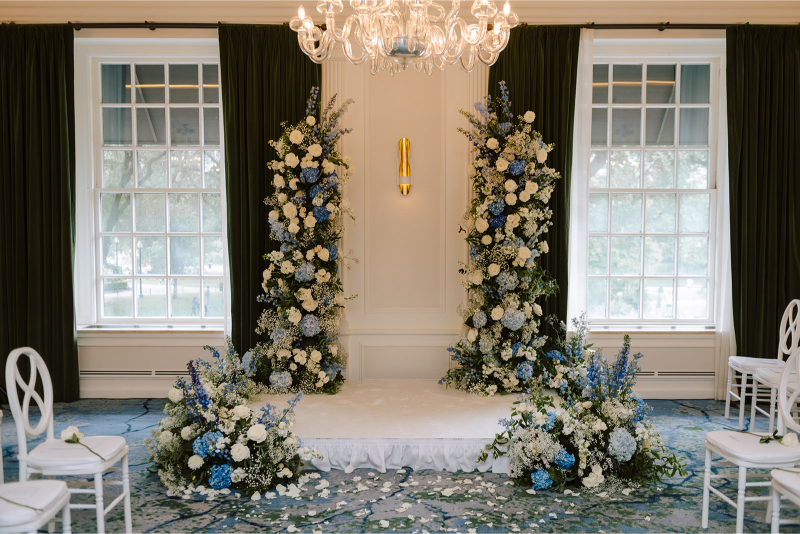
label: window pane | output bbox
[593,64,609,104]
[681,65,710,104]
[588,278,607,318]
[203,277,224,317]
[102,278,132,317]
[589,150,608,188]
[610,236,642,275]
[609,278,641,318]
[677,150,709,189]
[170,150,202,188]
[679,193,710,233]
[135,236,166,275]
[137,150,168,188]
[677,278,708,319]
[136,108,166,146]
[204,150,222,189]
[643,151,674,189]
[611,108,641,146]
[134,193,165,232]
[202,193,223,232]
[203,236,224,275]
[168,193,199,232]
[644,236,675,275]
[609,150,641,188]
[611,193,643,233]
[169,236,200,275]
[678,236,709,275]
[170,278,202,317]
[101,64,130,104]
[646,64,676,104]
[203,64,220,104]
[612,64,642,104]
[133,64,165,104]
[170,108,200,146]
[103,150,133,188]
[588,236,608,275]
[679,108,709,146]
[100,193,131,232]
[136,278,167,317]
[588,194,609,232]
[101,236,131,275]
[102,108,132,146]
[169,64,199,104]
[203,107,220,146]
[591,108,608,147]
[645,108,675,146]
[645,193,676,233]
[643,278,674,319]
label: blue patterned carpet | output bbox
[1,398,797,533]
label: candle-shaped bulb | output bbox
[503,1,510,15]
[298,5,306,18]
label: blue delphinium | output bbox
[501,310,525,331]
[301,167,319,183]
[488,197,505,215]
[555,449,576,470]
[631,394,651,423]
[531,469,552,490]
[496,271,519,292]
[472,310,487,328]
[489,214,507,228]
[312,205,330,223]
[509,159,526,176]
[516,361,533,381]
[300,314,321,337]
[295,262,316,282]
[608,427,637,462]
[209,464,233,490]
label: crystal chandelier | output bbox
[289,0,519,75]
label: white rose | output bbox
[289,178,299,190]
[308,144,322,157]
[281,261,295,274]
[302,299,318,312]
[289,130,304,144]
[277,193,288,203]
[306,249,315,260]
[330,344,339,355]
[285,153,299,168]
[505,193,517,206]
[486,138,499,150]
[533,303,543,316]
[288,307,302,324]
[273,174,285,188]
[306,116,316,126]
[488,263,501,277]
[537,149,548,163]
[304,214,317,228]
[519,191,531,202]
[496,158,509,172]
[168,387,184,403]
[231,443,251,462]
[232,405,251,420]
[283,202,297,219]
[277,349,291,359]
[526,181,539,194]
[481,235,492,245]
[518,246,532,260]
[318,248,330,261]
[61,425,83,441]
[469,271,484,286]
[288,223,300,234]
[475,218,489,233]
[504,179,517,192]
[491,307,505,321]
[181,426,193,440]
[467,329,478,342]
[262,269,271,281]
[539,241,549,254]
[783,433,800,447]
[524,110,536,123]
[188,455,204,470]
[247,424,268,443]
[311,350,322,362]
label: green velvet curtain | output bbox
[219,25,321,355]
[0,24,78,402]
[727,25,800,359]
[488,25,581,339]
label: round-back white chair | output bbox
[769,347,800,533]
[6,347,132,534]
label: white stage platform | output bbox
[252,380,515,474]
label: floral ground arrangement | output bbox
[3,397,791,533]
[441,82,561,396]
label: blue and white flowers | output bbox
[441,82,560,396]
[254,88,355,394]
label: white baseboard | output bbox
[80,376,179,399]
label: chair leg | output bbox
[750,378,758,431]
[702,447,711,529]
[122,453,132,533]
[725,367,734,419]
[48,475,56,534]
[770,387,778,434]
[95,473,106,534]
[63,500,72,534]
[772,486,781,533]
[741,373,750,430]
[736,466,747,534]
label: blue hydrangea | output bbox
[469,245,480,261]
[327,172,339,188]
[209,464,233,490]
[310,184,327,200]
[241,350,256,377]
[301,167,320,183]
[488,197,506,215]
[325,243,338,261]
[270,327,287,342]
[531,469,552,490]
[299,314,321,337]
[295,262,316,282]
[555,449,575,470]
[516,361,533,381]
[545,350,567,362]
[501,309,525,331]
[608,427,637,462]
[472,310,487,328]
[489,214,507,228]
[479,338,494,354]
[496,271,519,291]
[312,206,330,223]
[511,342,523,357]
[270,370,293,390]
[291,193,306,205]
[509,159,526,176]
[192,431,223,459]
[545,411,557,431]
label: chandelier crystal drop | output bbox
[289,0,519,75]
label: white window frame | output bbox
[585,37,726,327]
[74,39,228,327]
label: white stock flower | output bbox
[537,149,548,163]
[486,138,499,150]
[188,455,204,470]
[308,144,323,157]
[288,307,302,324]
[283,202,298,218]
[61,425,83,441]
[285,153,300,168]
[539,241,549,254]
[247,424,268,443]
[491,307,504,321]
[467,328,478,342]
[306,116,316,126]
[232,405,251,420]
[289,130,304,144]
[274,174,285,188]
[496,158,509,172]
[475,218,489,233]
[231,443,251,462]
[504,179,517,192]
[281,261,295,274]
[505,193,517,206]
[304,214,317,228]
[482,235,492,245]
[318,248,330,261]
[168,388,184,403]
[524,110,536,123]
[488,263,501,277]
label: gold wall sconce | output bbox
[398,137,412,196]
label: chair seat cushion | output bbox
[706,431,800,464]
[729,356,785,372]
[27,436,127,470]
[772,469,800,498]
[755,367,799,390]
[0,480,68,527]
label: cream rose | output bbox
[533,303,543,316]
[488,263,501,277]
[481,235,492,245]
[287,307,302,324]
[306,116,316,126]
[504,179,517,192]
[491,307,505,321]
[60,425,83,441]
[524,110,536,123]
[526,181,539,194]
[285,153,299,168]
[302,299,318,312]
[783,433,799,447]
[537,149,548,163]
[288,223,300,234]
[181,426,193,440]
[518,246,532,260]
[262,268,271,281]
[247,424,268,443]
[467,328,478,342]
[475,218,489,233]
[289,130,304,144]
[231,443,251,462]
[304,214,317,228]
[283,202,297,218]
[505,193,517,206]
[188,455,204,470]
[539,241,549,254]
[310,350,322,362]
[318,248,330,261]
[232,405,251,420]
[281,261,295,274]
[486,138,499,150]
[168,387,184,403]
[289,178,299,190]
[496,158,509,172]
[308,144,322,157]
[519,191,531,202]
[274,174,285,188]
[469,271,484,286]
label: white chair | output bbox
[769,346,800,532]
[725,299,800,430]
[750,300,800,432]
[770,469,800,533]
[6,347,132,534]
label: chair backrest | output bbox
[778,300,800,362]
[779,345,800,434]
[5,348,55,461]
